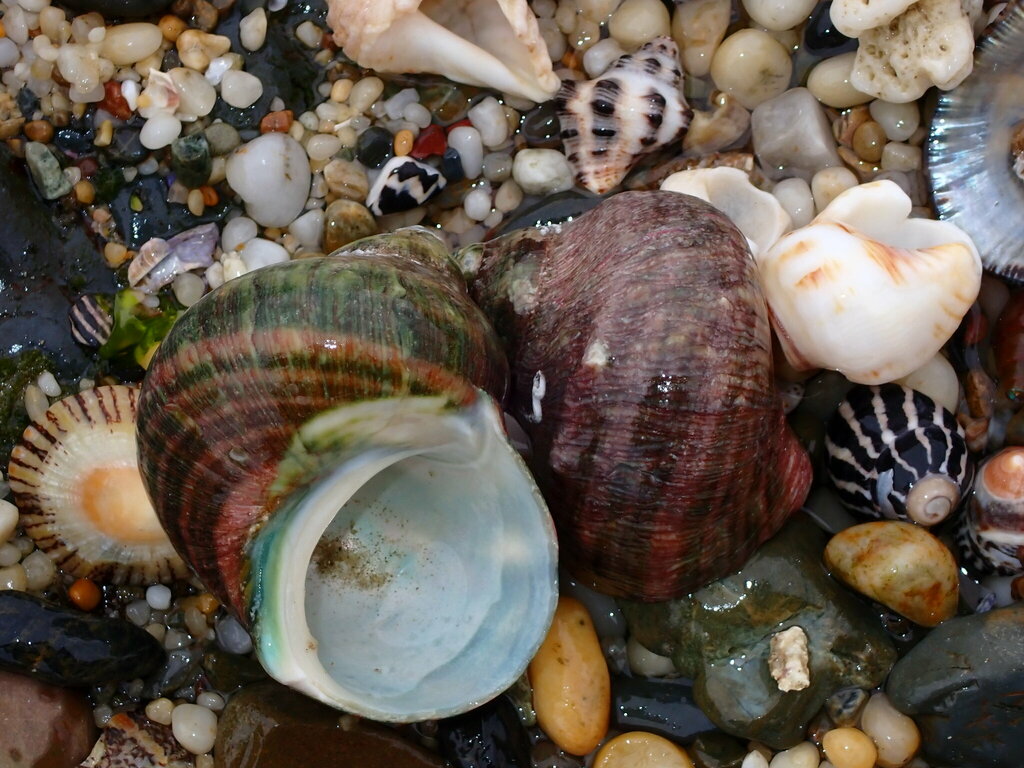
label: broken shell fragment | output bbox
[466,191,812,600]
[557,37,692,195]
[7,385,189,585]
[755,180,981,385]
[136,229,558,722]
[826,384,972,526]
[660,166,791,257]
[825,521,959,627]
[324,0,559,103]
[955,447,1024,576]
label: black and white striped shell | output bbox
[826,383,972,526]
[555,36,692,195]
[68,295,111,348]
[954,447,1024,576]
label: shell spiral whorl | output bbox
[136,229,557,722]
[826,383,972,526]
[466,190,812,600]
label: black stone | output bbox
[53,128,95,158]
[437,695,531,768]
[356,126,395,169]
[0,591,164,687]
[689,732,748,768]
[110,174,234,249]
[15,87,39,118]
[441,147,464,183]
[521,100,563,149]
[497,190,603,234]
[106,126,149,164]
[58,0,174,17]
[611,674,717,744]
[170,133,212,189]
[803,1,858,57]
[887,603,1024,768]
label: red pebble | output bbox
[445,118,472,134]
[410,123,446,159]
[76,156,99,178]
[98,81,132,120]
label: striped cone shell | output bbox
[826,384,972,525]
[68,294,112,348]
[7,385,189,585]
[555,36,692,196]
[136,231,508,620]
[466,190,812,600]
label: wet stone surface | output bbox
[610,674,717,744]
[0,669,97,768]
[437,694,532,768]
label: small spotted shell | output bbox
[826,383,972,526]
[955,447,1024,576]
[556,37,692,195]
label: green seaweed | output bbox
[0,350,50,461]
[99,289,181,368]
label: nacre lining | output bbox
[928,1,1024,281]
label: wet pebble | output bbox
[205,122,242,156]
[366,156,446,216]
[610,673,716,743]
[822,728,876,768]
[226,133,311,227]
[0,669,97,768]
[671,0,730,77]
[859,692,920,768]
[593,731,694,768]
[521,101,562,148]
[512,149,574,196]
[170,133,212,189]
[448,125,484,179]
[766,742,818,768]
[824,687,869,729]
[356,125,395,169]
[441,147,466,183]
[172,702,218,755]
[107,126,149,164]
[803,0,857,56]
[25,142,72,200]
[437,695,532,768]
[824,521,959,627]
[752,88,842,180]
[710,30,793,110]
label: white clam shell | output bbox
[325,0,559,103]
[755,180,981,385]
[660,166,791,257]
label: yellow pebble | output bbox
[528,596,610,756]
[187,188,205,217]
[93,119,113,148]
[822,727,877,768]
[394,129,414,157]
[594,732,694,768]
[74,180,95,205]
[330,78,353,103]
[103,242,129,268]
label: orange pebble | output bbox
[195,592,219,615]
[393,129,414,157]
[260,109,294,134]
[68,578,102,611]
[199,185,218,207]
[0,19,6,37]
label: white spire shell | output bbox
[755,180,981,385]
[325,0,560,103]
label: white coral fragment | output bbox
[661,167,791,257]
[830,0,917,38]
[849,0,977,103]
[325,0,560,103]
[769,626,810,692]
[755,180,981,386]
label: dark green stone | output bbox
[215,680,445,768]
[170,134,212,189]
[0,351,49,466]
[886,603,1024,768]
[0,591,164,687]
[91,166,125,203]
[356,126,394,169]
[24,142,71,200]
[689,732,748,768]
[201,650,268,692]
[204,122,242,156]
[620,518,897,749]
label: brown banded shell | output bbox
[955,447,1024,576]
[556,37,692,196]
[7,385,189,585]
[464,190,812,600]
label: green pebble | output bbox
[202,649,268,692]
[204,122,242,157]
[323,199,379,254]
[92,166,125,203]
[24,141,72,200]
[170,133,212,189]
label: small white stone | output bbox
[710,29,793,110]
[172,704,218,755]
[140,114,182,150]
[768,626,810,692]
[742,751,771,768]
[448,126,485,179]
[145,697,175,726]
[348,76,384,113]
[239,238,290,271]
[582,37,627,78]
[226,133,312,227]
[463,184,493,221]
[221,216,258,252]
[220,69,263,109]
[752,87,843,180]
[895,353,960,413]
[196,691,225,711]
[402,102,432,130]
[205,262,225,290]
[868,99,920,142]
[672,0,731,76]
[608,0,672,49]
[36,371,60,397]
[21,549,55,591]
[0,39,20,69]
[172,273,206,307]
[806,52,871,109]
[0,564,28,591]
[880,141,922,171]
[146,584,172,610]
[384,87,419,120]
[169,67,218,118]
[23,385,48,424]
[0,544,20,568]
[468,97,510,149]
[538,16,567,61]
[626,636,677,677]
[743,0,817,30]
[203,55,236,87]
[99,23,163,66]
[0,500,19,543]
[239,7,268,51]
[16,0,49,13]
[512,149,574,196]
[294,20,322,48]
[288,209,324,248]
[305,133,342,162]
[811,166,859,212]
[768,741,819,768]
[772,177,815,228]
[495,179,524,212]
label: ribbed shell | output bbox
[825,384,972,523]
[556,37,692,196]
[467,190,811,600]
[136,231,508,620]
[954,447,1024,576]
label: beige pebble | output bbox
[176,29,231,71]
[168,67,217,118]
[710,29,793,110]
[0,500,18,543]
[23,384,48,424]
[880,142,922,172]
[0,564,28,591]
[330,78,353,103]
[810,166,858,213]
[742,0,818,31]
[495,178,524,212]
[593,732,694,768]
[772,177,815,228]
[626,636,676,677]
[807,53,871,109]
[529,596,610,756]
[171,703,218,755]
[608,0,671,50]
[825,522,958,626]
[99,22,162,65]
[578,0,621,22]
[239,6,268,51]
[742,750,770,768]
[20,549,55,591]
[868,99,920,142]
[768,741,819,768]
[895,354,959,413]
[671,0,730,77]
[860,692,920,768]
[852,120,886,163]
[349,76,384,113]
[822,727,876,768]
[323,158,369,201]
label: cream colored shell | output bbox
[325,0,560,103]
[755,180,981,385]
